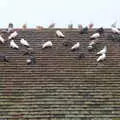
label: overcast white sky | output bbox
[0,0,120,28]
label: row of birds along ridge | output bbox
[0,23,120,64]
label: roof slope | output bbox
[0,29,120,120]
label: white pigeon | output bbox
[20,38,30,47]
[0,35,5,44]
[71,42,80,51]
[56,30,64,38]
[97,46,107,55]
[89,41,95,46]
[8,31,18,40]
[97,53,106,62]
[90,32,100,39]
[88,45,93,49]
[42,41,53,48]
[111,27,120,34]
[10,40,19,49]
[26,59,31,64]
[89,39,98,46]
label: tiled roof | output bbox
[0,29,120,120]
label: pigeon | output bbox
[20,38,30,47]
[10,40,19,49]
[0,35,5,44]
[88,45,94,51]
[22,24,27,29]
[111,27,120,34]
[7,22,14,33]
[111,21,117,28]
[89,22,94,29]
[77,52,85,59]
[0,54,9,62]
[63,41,72,46]
[68,24,73,29]
[8,31,18,40]
[42,41,53,49]
[89,39,97,46]
[96,27,104,34]
[78,24,83,30]
[80,27,88,34]
[23,48,34,55]
[26,59,31,64]
[71,42,80,51]
[97,53,106,62]
[56,30,64,38]
[90,33,100,39]
[26,56,36,65]
[88,39,99,51]
[110,34,120,41]
[48,23,55,28]
[97,46,107,55]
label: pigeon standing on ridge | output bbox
[8,31,18,40]
[96,27,104,34]
[89,22,94,29]
[48,23,55,28]
[78,24,83,30]
[56,30,65,38]
[80,27,88,34]
[8,22,14,33]
[20,38,30,47]
[10,40,19,49]
[42,41,53,49]
[71,42,80,51]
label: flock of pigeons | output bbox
[0,23,120,64]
